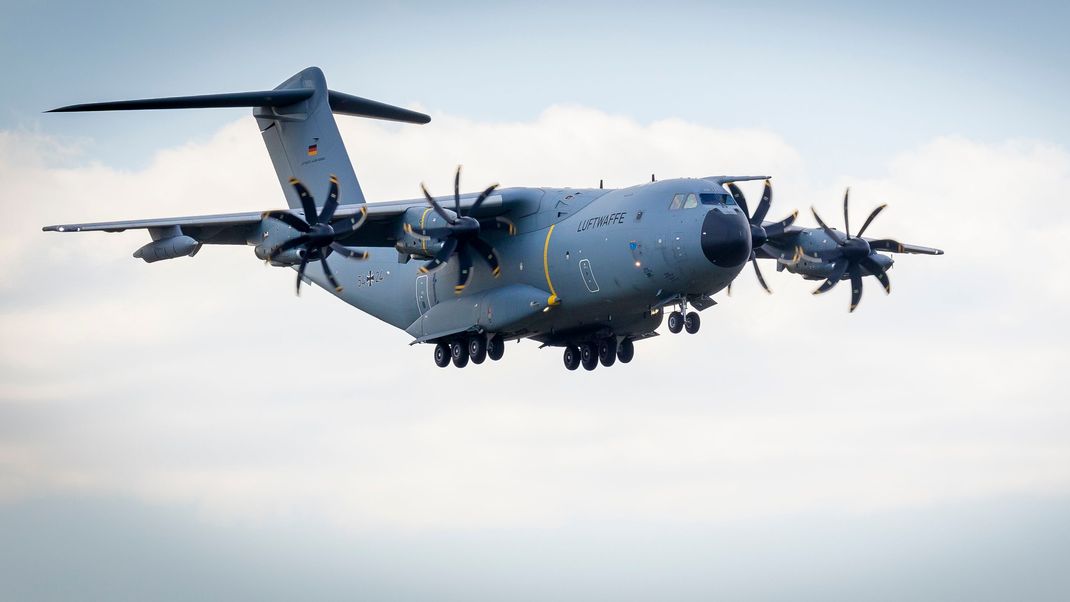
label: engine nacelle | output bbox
[251,217,311,266]
[133,235,201,263]
[394,206,447,259]
[254,243,306,266]
[773,228,894,280]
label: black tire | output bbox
[617,338,635,363]
[487,334,505,361]
[667,311,684,334]
[580,343,598,371]
[598,338,617,367]
[684,311,701,334]
[434,342,451,368]
[563,345,580,371]
[450,340,469,368]
[469,334,487,364]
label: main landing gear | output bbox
[434,333,506,368]
[667,301,701,335]
[563,337,634,371]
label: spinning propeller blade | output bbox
[808,189,901,311]
[263,175,370,295]
[415,166,506,293]
[725,179,796,294]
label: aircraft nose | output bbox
[700,209,751,268]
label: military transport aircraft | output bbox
[44,67,942,371]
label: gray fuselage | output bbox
[297,177,751,345]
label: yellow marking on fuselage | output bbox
[543,223,557,298]
[419,207,432,253]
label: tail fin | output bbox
[48,66,429,209]
[256,67,411,208]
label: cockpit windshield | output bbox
[700,192,736,206]
[669,191,737,210]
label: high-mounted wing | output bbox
[43,190,513,257]
[43,210,264,241]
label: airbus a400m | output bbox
[44,67,942,371]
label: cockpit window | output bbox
[700,192,736,206]
[673,192,729,210]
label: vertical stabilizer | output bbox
[255,67,364,209]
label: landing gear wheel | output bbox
[580,343,598,371]
[563,345,580,371]
[434,342,451,368]
[598,338,617,367]
[684,311,701,334]
[487,334,505,361]
[468,334,487,364]
[450,340,469,368]
[667,311,684,334]
[617,338,635,363]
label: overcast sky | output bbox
[2,1,1069,600]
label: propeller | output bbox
[263,175,369,295]
[725,179,798,294]
[806,188,896,312]
[412,166,514,294]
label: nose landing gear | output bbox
[667,311,684,333]
[684,311,700,334]
[667,300,701,335]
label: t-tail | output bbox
[48,66,429,210]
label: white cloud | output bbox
[1,108,1069,531]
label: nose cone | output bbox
[701,209,751,268]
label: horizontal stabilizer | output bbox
[47,89,314,113]
[327,90,430,124]
[48,89,430,124]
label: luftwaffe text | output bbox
[577,212,627,232]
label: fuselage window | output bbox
[669,193,685,210]
[683,193,699,209]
